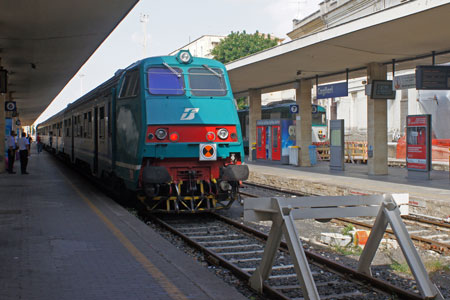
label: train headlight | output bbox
[217,128,229,140]
[155,128,168,140]
[206,131,216,141]
[177,50,192,64]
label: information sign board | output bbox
[406,115,431,173]
[393,74,416,90]
[371,80,395,99]
[317,82,348,99]
[289,104,298,114]
[416,65,450,90]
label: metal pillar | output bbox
[295,79,312,167]
[248,89,261,161]
[367,63,388,175]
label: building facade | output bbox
[169,35,224,59]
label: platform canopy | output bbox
[0,0,139,125]
[226,0,450,96]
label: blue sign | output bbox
[289,104,299,114]
[317,82,348,99]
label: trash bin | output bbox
[309,145,317,165]
[289,146,299,166]
[251,143,256,161]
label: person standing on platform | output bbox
[18,131,30,175]
[7,131,17,174]
[36,133,42,154]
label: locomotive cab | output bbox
[135,50,248,212]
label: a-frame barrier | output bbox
[244,194,444,300]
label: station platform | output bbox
[0,148,247,300]
[246,159,450,218]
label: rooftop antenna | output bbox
[140,13,150,58]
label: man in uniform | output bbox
[7,131,17,174]
[18,131,30,175]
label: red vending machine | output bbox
[256,120,282,161]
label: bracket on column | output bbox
[244,194,443,300]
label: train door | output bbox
[256,126,266,159]
[271,125,281,160]
[93,107,99,175]
[266,126,272,160]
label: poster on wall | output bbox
[406,115,431,172]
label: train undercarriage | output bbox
[138,158,248,212]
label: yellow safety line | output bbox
[60,174,188,300]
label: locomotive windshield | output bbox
[312,111,326,126]
[147,67,185,95]
[188,67,227,96]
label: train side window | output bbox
[73,116,77,137]
[88,111,92,138]
[147,67,184,95]
[108,102,111,137]
[99,107,105,139]
[78,115,82,137]
[119,70,140,98]
[188,67,227,96]
[83,113,87,138]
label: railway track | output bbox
[241,182,450,254]
[148,213,423,300]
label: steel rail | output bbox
[213,213,423,300]
[242,182,450,254]
[147,214,291,300]
[334,218,450,254]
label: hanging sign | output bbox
[0,69,7,93]
[393,74,416,90]
[406,115,431,172]
[5,101,16,111]
[316,82,348,99]
[289,104,298,114]
[416,65,450,90]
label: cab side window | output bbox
[119,70,140,98]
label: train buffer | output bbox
[244,194,444,300]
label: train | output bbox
[237,100,328,153]
[37,50,249,212]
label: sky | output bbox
[33,0,322,125]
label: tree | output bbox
[211,31,280,64]
[212,31,280,109]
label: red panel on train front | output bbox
[146,125,237,143]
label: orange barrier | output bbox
[396,136,450,162]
